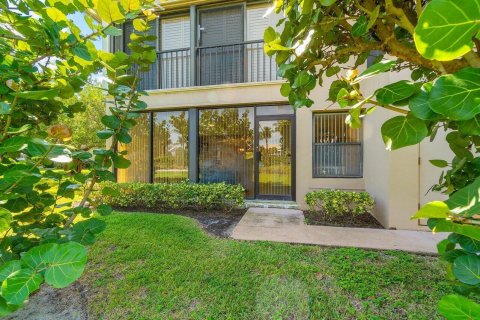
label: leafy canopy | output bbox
[265,0,480,318]
[0,0,158,315]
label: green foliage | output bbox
[414,0,480,61]
[438,294,480,320]
[96,181,246,212]
[268,0,480,317]
[304,189,375,217]
[0,0,157,314]
[58,85,106,149]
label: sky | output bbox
[70,12,102,49]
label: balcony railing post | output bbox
[190,5,196,87]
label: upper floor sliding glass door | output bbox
[112,3,282,90]
[197,5,245,86]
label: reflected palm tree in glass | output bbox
[259,125,272,166]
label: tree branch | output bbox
[1,96,18,142]
[463,50,480,68]
[415,0,423,17]
[367,99,409,115]
[385,0,415,35]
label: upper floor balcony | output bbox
[112,2,282,91]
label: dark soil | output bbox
[112,207,247,237]
[304,211,384,229]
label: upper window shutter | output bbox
[198,5,244,47]
[161,16,190,51]
[246,6,268,41]
[246,5,283,41]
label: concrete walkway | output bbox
[231,208,447,254]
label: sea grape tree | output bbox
[265,0,480,318]
[0,0,157,315]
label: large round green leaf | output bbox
[0,208,12,233]
[381,116,428,150]
[352,60,396,84]
[0,260,21,282]
[445,177,480,217]
[408,83,442,120]
[101,115,121,130]
[459,116,480,136]
[1,268,43,305]
[21,243,56,271]
[3,197,28,213]
[44,242,87,288]
[320,0,337,6]
[0,136,29,154]
[3,165,42,187]
[439,294,480,320]
[96,204,112,216]
[0,296,19,317]
[375,80,417,105]
[411,201,450,219]
[429,219,480,242]
[95,0,124,23]
[68,218,107,245]
[351,15,368,37]
[264,27,276,43]
[414,0,480,61]
[453,255,480,285]
[429,68,480,120]
[456,235,480,254]
[12,89,58,100]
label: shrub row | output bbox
[305,189,375,217]
[96,181,245,212]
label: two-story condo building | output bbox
[107,0,450,230]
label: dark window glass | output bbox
[256,105,294,116]
[199,107,254,197]
[117,113,151,183]
[153,111,189,183]
[313,112,362,178]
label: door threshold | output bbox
[245,200,298,209]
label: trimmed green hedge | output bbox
[96,181,245,212]
[305,189,375,217]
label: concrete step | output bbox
[245,200,299,210]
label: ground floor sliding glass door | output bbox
[116,105,295,200]
[199,107,255,198]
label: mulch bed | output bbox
[303,211,384,229]
[112,207,247,238]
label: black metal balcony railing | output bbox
[196,40,280,86]
[158,47,191,89]
[136,40,280,90]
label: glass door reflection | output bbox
[255,117,293,199]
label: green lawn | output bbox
[83,212,450,319]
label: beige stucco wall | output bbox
[361,71,421,230]
[141,72,450,231]
[142,81,286,110]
